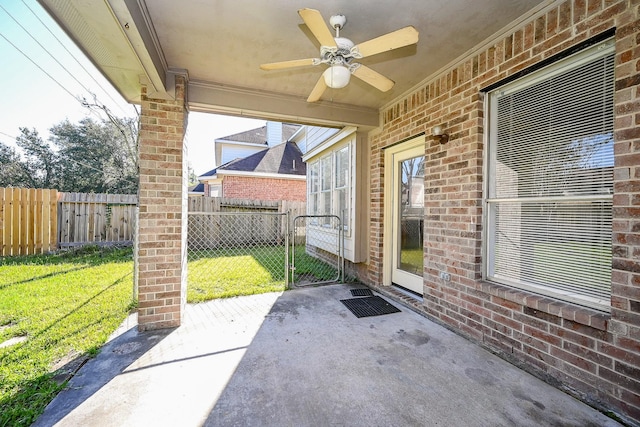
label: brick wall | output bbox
[222,175,306,202]
[366,1,640,423]
[137,75,188,331]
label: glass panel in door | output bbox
[391,148,425,294]
[399,156,424,274]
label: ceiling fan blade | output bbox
[307,75,327,102]
[355,26,419,58]
[298,8,337,48]
[260,58,317,71]
[352,65,395,92]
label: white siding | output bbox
[292,126,339,155]
[220,145,264,165]
[266,122,283,146]
[305,127,340,153]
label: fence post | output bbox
[0,188,6,256]
[340,220,345,283]
[285,211,289,289]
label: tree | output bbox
[6,128,60,189]
[51,117,138,194]
[188,164,199,187]
[0,142,30,187]
[78,98,139,194]
[0,115,138,194]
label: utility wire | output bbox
[0,4,98,103]
[0,32,80,102]
[1,3,137,123]
[0,131,17,140]
[19,0,133,117]
[54,151,139,186]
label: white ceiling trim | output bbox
[118,0,169,97]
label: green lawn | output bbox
[0,244,339,426]
[187,245,339,302]
[291,246,342,283]
[0,247,135,427]
[400,247,423,275]
[188,247,287,302]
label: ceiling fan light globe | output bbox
[323,65,350,89]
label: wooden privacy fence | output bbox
[188,196,305,216]
[187,196,306,249]
[1,188,138,255]
[0,187,58,256]
[58,192,137,248]
[1,189,305,256]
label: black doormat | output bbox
[350,288,374,297]
[340,296,401,318]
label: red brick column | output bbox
[137,75,188,331]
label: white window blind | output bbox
[486,40,614,310]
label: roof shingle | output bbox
[219,141,306,176]
[218,123,301,145]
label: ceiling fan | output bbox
[260,8,419,102]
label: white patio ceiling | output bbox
[39,0,548,129]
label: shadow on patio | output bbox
[34,284,620,426]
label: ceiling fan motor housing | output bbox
[335,37,354,54]
[321,37,355,66]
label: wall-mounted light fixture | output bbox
[432,125,449,144]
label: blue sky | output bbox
[0,0,263,175]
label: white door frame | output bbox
[382,135,425,294]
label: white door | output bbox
[387,143,425,294]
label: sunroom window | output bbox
[307,144,351,232]
[485,40,615,310]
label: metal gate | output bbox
[291,215,343,287]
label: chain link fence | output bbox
[187,211,344,299]
[187,212,289,301]
[291,215,343,287]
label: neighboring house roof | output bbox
[199,158,243,178]
[189,183,205,193]
[219,141,306,176]
[219,123,301,145]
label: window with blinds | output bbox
[485,39,615,310]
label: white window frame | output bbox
[208,184,222,197]
[308,162,319,224]
[334,145,350,232]
[484,39,615,311]
[307,142,352,235]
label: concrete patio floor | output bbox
[34,284,620,426]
